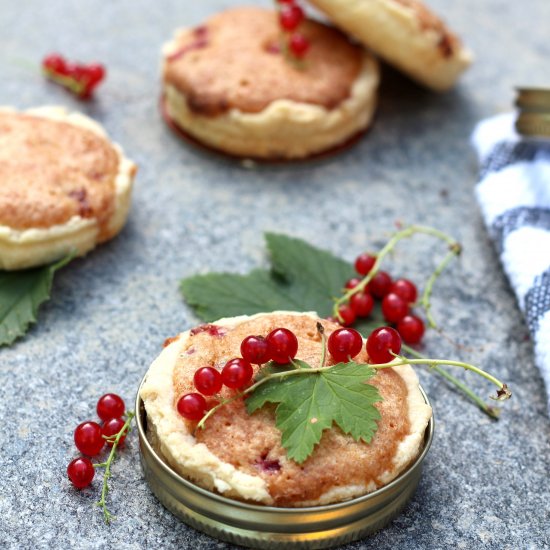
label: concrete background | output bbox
[1,0,549,548]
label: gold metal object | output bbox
[136,380,434,549]
[515,87,550,112]
[515,112,550,138]
[515,88,550,137]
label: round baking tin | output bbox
[136,380,434,549]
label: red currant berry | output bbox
[74,421,104,456]
[390,279,418,303]
[280,5,304,31]
[397,315,425,344]
[177,393,207,421]
[328,328,363,362]
[345,277,362,290]
[67,63,87,81]
[266,328,299,364]
[221,358,254,389]
[86,63,106,85]
[354,253,376,276]
[381,292,409,323]
[240,335,271,364]
[288,32,310,57]
[350,291,374,317]
[43,53,67,74]
[67,457,95,489]
[193,366,223,395]
[369,271,392,299]
[337,304,356,326]
[96,393,125,422]
[366,327,402,364]
[102,417,127,447]
[325,316,339,324]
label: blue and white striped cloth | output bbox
[472,113,550,414]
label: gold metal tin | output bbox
[515,87,550,112]
[515,112,550,138]
[136,381,434,549]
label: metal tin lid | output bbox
[515,87,550,112]
[515,87,550,138]
[515,112,550,138]
[136,381,434,549]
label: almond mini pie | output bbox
[307,0,472,91]
[141,311,432,507]
[161,7,380,160]
[0,106,136,271]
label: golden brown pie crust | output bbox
[163,7,364,116]
[0,111,120,237]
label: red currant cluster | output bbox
[178,323,404,422]
[67,393,127,489]
[178,327,299,422]
[42,53,106,99]
[276,0,310,59]
[333,253,426,345]
[329,325,403,364]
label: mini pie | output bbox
[161,7,379,159]
[0,106,136,271]
[307,0,473,91]
[141,311,432,507]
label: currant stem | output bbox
[333,225,461,322]
[317,323,327,367]
[402,344,500,419]
[388,356,510,401]
[196,394,241,431]
[43,68,86,95]
[196,355,509,429]
[93,411,135,524]
[419,243,462,328]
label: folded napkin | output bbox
[472,113,550,413]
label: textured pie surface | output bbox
[141,312,432,507]
[307,0,472,91]
[0,107,136,270]
[161,7,379,159]
[0,111,119,231]
[163,6,364,116]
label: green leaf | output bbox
[246,362,382,464]
[254,361,298,380]
[180,233,356,320]
[265,233,356,316]
[180,269,307,322]
[0,255,72,346]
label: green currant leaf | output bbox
[246,361,382,464]
[255,359,302,381]
[0,255,73,346]
[265,233,356,316]
[180,269,307,322]
[180,233,356,320]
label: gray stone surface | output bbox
[1,0,549,548]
